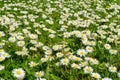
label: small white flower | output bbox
[35,71,44,78]
[56,52,63,58]
[0,49,5,53]
[35,42,43,47]
[109,66,117,73]
[60,58,69,65]
[1,52,11,58]
[104,44,111,50]
[63,32,71,38]
[90,59,99,65]
[79,61,88,67]
[8,37,16,42]
[90,41,96,46]
[102,77,112,80]
[0,65,5,71]
[83,66,93,74]
[92,73,101,79]
[45,49,52,55]
[30,47,37,51]
[41,58,48,62]
[117,72,120,78]
[16,36,24,40]
[82,39,90,45]
[109,49,118,55]
[52,45,62,51]
[29,34,38,39]
[86,46,93,53]
[30,40,38,44]
[49,34,55,38]
[12,68,25,80]
[15,51,22,56]
[46,20,53,24]
[29,61,38,68]
[42,46,50,50]
[17,41,25,47]
[71,63,81,69]
[77,49,88,57]
[42,14,47,19]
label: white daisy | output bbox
[86,46,93,53]
[12,68,25,80]
[35,71,44,78]
[77,49,88,57]
[109,66,117,73]
[29,61,38,68]
[109,49,118,55]
[17,41,25,47]
[92,73,101,79]
[83,66,93,74]
[104,44,111,50]
[60,58,69,65]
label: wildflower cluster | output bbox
[0,0,120,80]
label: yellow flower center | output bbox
[86,68,90,72]
[64,59,68,63]
[32,63,37,67]
[111,67,115,71]
[0,50,3,52]
[16,70,22,75]
[80,52,85,55]
[94,74,99,78]
[75,65,79,68]
[37,72,42,77]
[0,57,3,61]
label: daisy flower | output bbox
[91,72,101,79]
[109,66,117,73]
[83,66,93,74]
[35,71,44,78]
[104,44,111,50]
[29,61,38,68]
[71,63,81,69]
[8,37,16,42]
[56,52,64,58]
[12,68,25,80]
[77,49,88,57]
[29,34,38,39]
[60,58,69,65]
[63,32,71,38]
[86,46,93,53]
[17,41,25,47]
[109,49,118,55]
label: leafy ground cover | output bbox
[0,0,120,80]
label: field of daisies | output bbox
[0,0,120,80]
